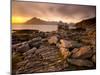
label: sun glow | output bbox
[12,16,29,24]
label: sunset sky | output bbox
[12,1,96,24]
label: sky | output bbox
[12,1,96,24]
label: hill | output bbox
[24,17,58,25]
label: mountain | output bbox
[24,17,58,25]
[75,17,96,46]
[25,17,45,24]
[75,17,96,29]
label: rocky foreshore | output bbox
[12,18,96,74]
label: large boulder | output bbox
[67,58,94,67]
[71,46,93,59]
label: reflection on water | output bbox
[12,25,58,32]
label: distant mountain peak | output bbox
[31,17,44,21]
[24,17,60,25]
[24,17,46,24]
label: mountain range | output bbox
[13,17,96,27]
[24,17,58,25]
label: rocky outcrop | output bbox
[14,45,69,74]
[12,17,96,74]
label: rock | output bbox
[16,42,30,53]
[48,36,58,44]
[16,60,28,69]
[59,47,71,59]
[14,44,70,74]
[12,52,24,69]
[35,47,62,62]
[39,31,46,38]
[72,48,79,53]
[47,60,69,72]
[58,39,72,59]
[71,41,83,48]
[28,37,42,43]
[46,66,57,72]
[35,47,50,54]
[12,43,23,51]
[60,39,72,48]
[25,61,44,69]
[28,37,42,48]
[92,54,96,63]
[23,47,37,56]
[67,58,94,67]
[71,46,93,59]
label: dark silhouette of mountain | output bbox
[25,17,45,24]
[24,17,58,25]
[75,17,96,29]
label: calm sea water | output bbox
[12,25,58,32]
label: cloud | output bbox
[12,1,96,23]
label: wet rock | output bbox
[23,47,37,56]
[59,47,71,59]
[47,60,69,72]
[28,37,42,48]
[12,52,24,72]
[16,42,30,53]
[25,61,44,69]
[60,39,72,48]
[71,41,83,48]
[48,36,58,44]
[92,54,96,63]
[16,60,28,69]
[15,44,70,74]
[39,31,46,38]
[35,47,50,54]
[71,46,93,59]
[67,58,94,67]
[28,37,42,43]
[72,48,79,54]
[58,39,72,59]
[12,43,23,51]
[36,47,62,62]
